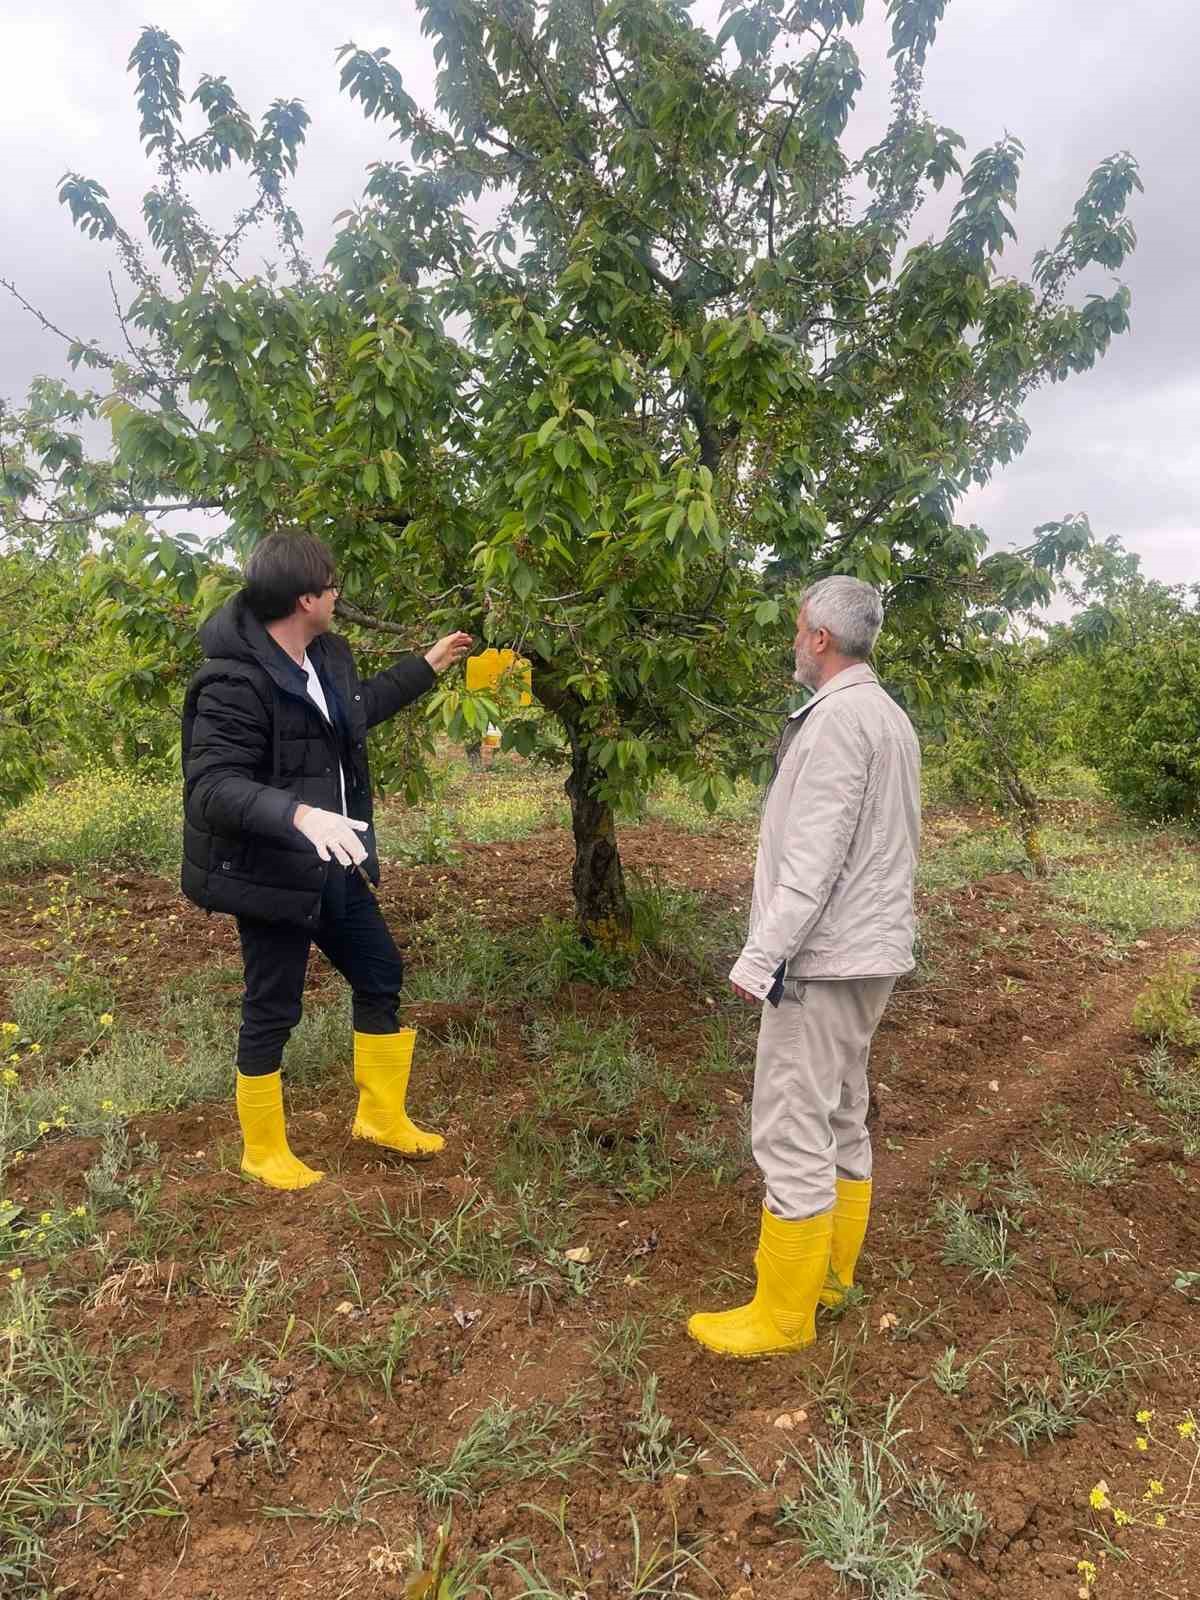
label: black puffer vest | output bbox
[180,593,435,928]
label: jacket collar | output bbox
[199,593,340,700]
[788,661,878,721]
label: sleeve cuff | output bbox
[729,955,776,999]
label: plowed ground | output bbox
[2,795,1198,1599]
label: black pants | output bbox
[235,869,404,1073]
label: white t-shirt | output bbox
[301,652,347,816]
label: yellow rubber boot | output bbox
[687,1207,833,1358]
[820,1177,872,1308]
[236,1071,324,1191]
[352,1028,444,1158]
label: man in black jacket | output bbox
[181,532,471,1190]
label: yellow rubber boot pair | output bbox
[819,1177,872,1308]
[236,1029,443,1191]
[687,1206,833,1358]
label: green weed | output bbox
[526,1015,668,1118]
[304,1310,417,1397]
[0,1281,185,1594]
[992,1366,1087,1453]
[410,1399,592,1508]
[1040,1129,1134,1188]
[1131,956,1200,1045]
[778,1431,934,1598]
[591,1316,656,1386]
[1140,1044,1200,1155]
[620,1373,703,1483]
[905,1471,987,1551]
[935,1197,1022,1283]
[930,1345,972,1397]
[917,827,1024,892]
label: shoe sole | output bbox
[351,1129,442,1161]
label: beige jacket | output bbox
[730,663,921,996]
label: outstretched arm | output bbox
[361,631,473,728]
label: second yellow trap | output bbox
[464,649,532,705]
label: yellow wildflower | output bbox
[28,1043,40,1055]
[1136,1408,1154,1423]
[36,1121,50,1134]
[1,1069,17,1087]
[1154,1512,1166,1528]
[1077,1560,1098,1582]
[1148,1480,1164,1496]
[6,1267,21,1281]
[99,1013,114,1026]
[0,1022,17,1036]
[10,1151,24,1164]
[1178,1419,1196,1440]
[72,1205,86,1218]
[38,1212,51,1225]
[100,1099,114,1112]
[1089,1483,1110,1511]
[1136,1436,1148,1451]
[53,1118,66,1131]
[1113,1507,1131,1526]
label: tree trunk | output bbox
[1000,770,1049,879]
[529,662,634,946]
[564,734,632,948]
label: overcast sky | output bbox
[1,0,1195,585]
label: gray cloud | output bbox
[2,0,1194,582]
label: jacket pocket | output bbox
[210,834,252,877]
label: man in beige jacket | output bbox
[689,576,920,1358]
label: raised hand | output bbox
[424,631,474,674]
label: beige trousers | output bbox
[751,976,896,1221]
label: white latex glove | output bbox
[293,805,369,867]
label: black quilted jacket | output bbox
[181,593,435,928]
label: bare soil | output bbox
[3,801,1199,1599]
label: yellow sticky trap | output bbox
[465,648,532,705]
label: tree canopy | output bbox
[0,1,1142,931]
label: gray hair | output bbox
[798,576,884,659]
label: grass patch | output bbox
[777,1431,934,1597]
[526,1015,672,1118]
[1051,845,1200,941]
[917,827,1025,892]
[1131,956,1200,1045]
[620,1373,703,1482]
[456,788,547,843]
[410,1398,592,1508]
[1140,1044,1200,1156]
[304,1310,417,1396]
[0,771,180,875]
[501,1113,675,1207]
[643,773,760,834]
[0,1281,185,1595]
[935,1197,1021,1283]
[1040,1129,1134,1189]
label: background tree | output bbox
[1,4,1141,936]
[1055,541,1200,824]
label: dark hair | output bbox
[243,533,337,623]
